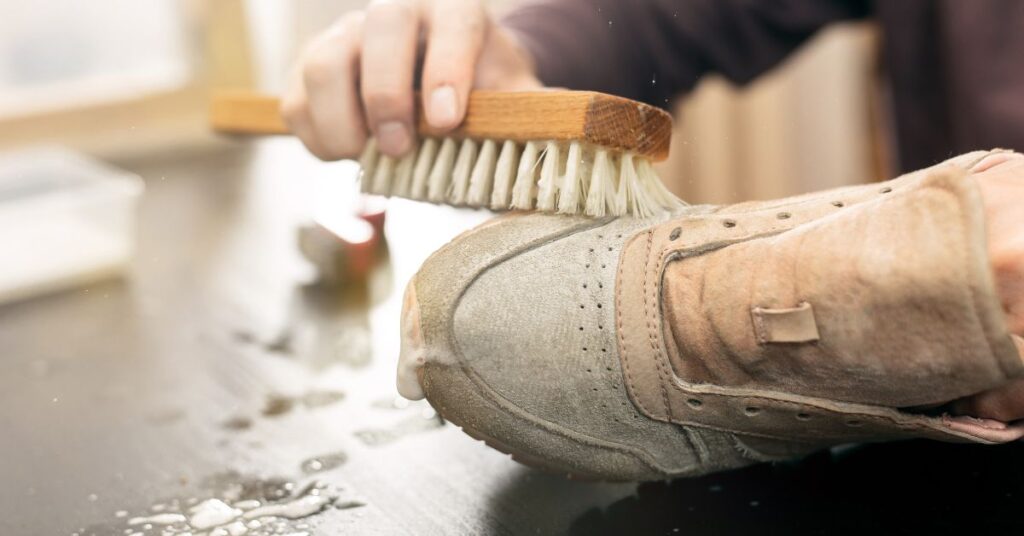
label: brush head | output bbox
[359,136,685,218]
[210,90,685,217]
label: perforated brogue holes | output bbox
[744,406,761,416]
[687,398,703,409]
[796,413,812,421]
[832,201,844,208]
[723,219,737,228]
[880,186,893,194]
[776,212,791,220]
[669,227,682,240]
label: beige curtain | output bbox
[657,23,884,204]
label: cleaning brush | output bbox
[211,90,685,218]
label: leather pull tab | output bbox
[751,302,820,344]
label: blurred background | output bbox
[0,0,885,197]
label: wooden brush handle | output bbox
[211,90,673,160]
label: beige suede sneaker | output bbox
[398,150,1024,481]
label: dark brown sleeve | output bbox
[502,0,871,107]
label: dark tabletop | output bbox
[3,140,1024,536]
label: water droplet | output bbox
[188,499,242,530]
[261,395,295,417]
[299,451,347,474]
[222,416,253,431]
[128,513,187,526]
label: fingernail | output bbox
[428,85,459,128]
[377,121,411,156]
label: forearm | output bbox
[502,0,871,107]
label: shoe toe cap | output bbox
[399,212,725,480]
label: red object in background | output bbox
[357,195,387,238]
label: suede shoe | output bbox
[398,150,1024,481]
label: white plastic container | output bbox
[0,147,143,304]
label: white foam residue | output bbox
[188,498,243,530]
[242,494,331,520]
[127,513,187,526]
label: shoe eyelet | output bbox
[832,201,844,208]
[722,219,737,229]
[776,212,791,220]
[687,398,703,409]
[880,187,893,194]
[744,407,761,416]
[669,227,682,240]
[796,413,812,421]
[846,420,863,427]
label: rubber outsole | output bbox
[420,363,664,483]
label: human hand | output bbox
[281,0,543,161]
[951,151,1024,422]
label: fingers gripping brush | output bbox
[211,90,685,218]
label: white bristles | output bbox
[585,149,617,217]
[370,155,395,195]
[409,137,438,199]
[511,141,541,210]
[557,142,586,214]
[467,139,498,206]
[637,158,686,210]
[448,138,478,205]
[358,139,379,194]
[490,140,519,210]
[536,141,561,211]
[391,144,418,198]
[354,134,684,218]
[427,137,457,203]
[618,153,657,218]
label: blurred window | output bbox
[0,0,189,118]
